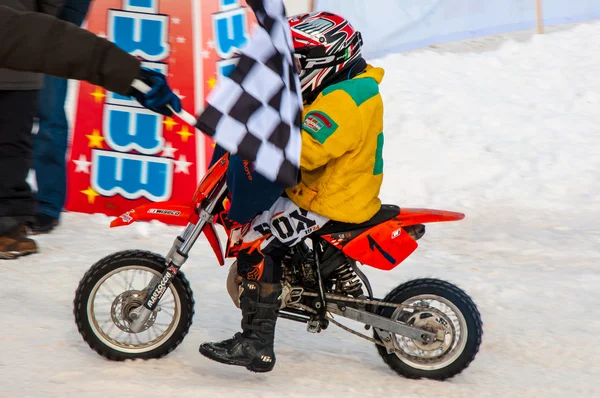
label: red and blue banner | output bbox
[65,0,256,217]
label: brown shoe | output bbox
[0,226,38,259]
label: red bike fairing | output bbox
[320,218,415,271]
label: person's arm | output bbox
[299,90,362,171]
[0,5,139,95]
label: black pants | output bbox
[0,90,39,233]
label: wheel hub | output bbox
[111,290,157,332]
[408,311,452,352]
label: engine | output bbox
[283,241,365,298]
[282,242,317,288]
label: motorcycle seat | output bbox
[315,204,400,235]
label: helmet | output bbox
[288,12,363,102]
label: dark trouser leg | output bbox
[0,90,39,233]
[34,75,69,220]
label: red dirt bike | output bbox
[73,153,483,380]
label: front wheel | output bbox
[73,250,195,361]
[374,278,483,380]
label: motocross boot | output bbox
[199,278,282,373]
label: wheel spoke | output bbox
[93,310,111,317]
[160,308,174,317]
[119,271,130,291]
[133,332,143,345]
[97,291,116,303]
[104,321,116,336]
[147,326,157,342]
[159,298,175,306]
[101,283,122,303]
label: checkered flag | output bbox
[195,0,303,187]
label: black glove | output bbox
[129,68,182,117]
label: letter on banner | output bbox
[103,105,164,155]
[212,2,249,59]
[124,0,158,13]
[221,0,239,7]
[216,58,239,79]
[108,9,170,61]
[92,150,173,201]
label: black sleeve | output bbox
[0,6,141,95]
[37,0,65,16]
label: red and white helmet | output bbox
[288,12,363,102]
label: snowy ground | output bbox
[3,21,600,398]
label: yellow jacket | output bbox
[286,64,385,224]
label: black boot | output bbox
[29,214,59,235]
[199,279,282,373]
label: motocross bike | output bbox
[73,151,483,380]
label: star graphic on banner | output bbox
[176,125,194,142]
[163,117,178,131]
[90,87,105,103]
[173,89,186,100]
[206,40,215,49]
[200,48,211,59]
[207,76,217,89]
[211,142,216,148]
[73,154,92,174]
[161,142,178,158]
[176,36,186,44]
[86,129,104,148]
[174,155,193,174]
[171,17,181,24]
[81,186,100,204]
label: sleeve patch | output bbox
[302,111,339,144]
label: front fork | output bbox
[129,184,227,332]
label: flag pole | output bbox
[536,0,544,34]
[309,0,315,12]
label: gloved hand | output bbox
[129,68,182,116]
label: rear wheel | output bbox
[374,278,482,380]
[73,250,195,361]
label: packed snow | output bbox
[2,22,600,398]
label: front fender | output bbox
[110,201,195,228]
[203,222,225,266]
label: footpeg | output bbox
[306,317,328,333]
